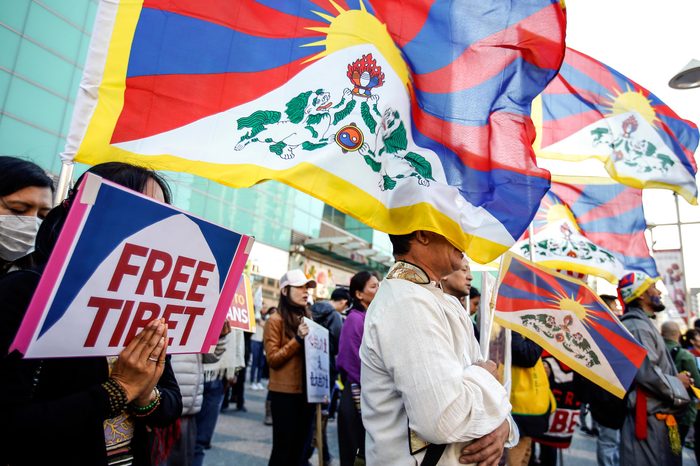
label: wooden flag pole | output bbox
[316,403,323,466]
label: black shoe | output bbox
[235,406,247,412]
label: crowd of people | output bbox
[1,156,700,466]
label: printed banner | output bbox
[11,173,253,358]
[304,317,330,404]
[226,274,256,333]
[654,249,688,318]
[533,354,581,449]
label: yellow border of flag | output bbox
[494,252,639,399]
[72,0,510,263]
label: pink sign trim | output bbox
[201,236,252,351]
[9,181,92,354]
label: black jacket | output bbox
[311,301,343,381]
[0,270,182,466]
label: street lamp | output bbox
[669,59,700,89]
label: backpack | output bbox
[574,372,628,429]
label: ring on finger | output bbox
[148,356,159,362]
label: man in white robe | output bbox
[360,231,517,465]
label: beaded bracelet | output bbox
[101,378,128,417]
[131,387,161,417]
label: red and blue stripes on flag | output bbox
[496,253,646,396]
[108,0,566,260]
[551,178,658,278]
[538,48,698,202]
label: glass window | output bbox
[0,27,21,70]
[24,3,82,62]
[15,39,74,97]
[4,78,65,132]
[0,0,32,32]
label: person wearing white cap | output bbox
[617,271,691,466]
[263,269,317,466]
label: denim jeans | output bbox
[193,379,225,466]
[596,425,620,466]
[250,340,265,384]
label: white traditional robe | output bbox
[360,261,518,465]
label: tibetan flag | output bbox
[495,252,647,398]
[534,48,699,204]
[550,176,658,278]
[63,0,566,264]
[514,191,624,283]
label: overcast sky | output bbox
[559,0,700,288]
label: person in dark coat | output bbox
[0,162,182,466]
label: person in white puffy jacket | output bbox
[163,354,204,466]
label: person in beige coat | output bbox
[264,269,316,466]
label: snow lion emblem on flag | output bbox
[233,53,434,191]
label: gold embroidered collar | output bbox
[386,261,436,286]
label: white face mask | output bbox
[0,215,42,261]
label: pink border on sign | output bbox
[201,236,252,352]
[9,181,92,354]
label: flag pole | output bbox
[674,193,689,322]
[53,160,74,206]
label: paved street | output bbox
[203,382,695,465]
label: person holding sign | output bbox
[0,162,182,466]
[263,269,316,466]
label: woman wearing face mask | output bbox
[0,162,182,466]
[336,271,380,466]
[0,156,54,275]
[264,269,317,466]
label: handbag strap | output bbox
[421,443,446,466]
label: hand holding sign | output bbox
[297,320,310,339]
[111,318,169,403]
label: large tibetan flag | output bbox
[495,252,647,398]
[63,0,566,264]
[534,48,699,204]
[551,176,658,278]
[514,191,624,283]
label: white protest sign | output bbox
[11,174,253,358]
[303,317,330,404]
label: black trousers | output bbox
[268,391,314,466]
[337,385,365,466]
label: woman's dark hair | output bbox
[350,270,374,311]
[0,156,54,196]
[33,162,172,265]
[277,287,310,339]
[389,232,416,257]
[683,329,699,348]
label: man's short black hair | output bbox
[330,287,351,302]
[599,294,617,307]
[389,232,417,256]
[470,287,481,298]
